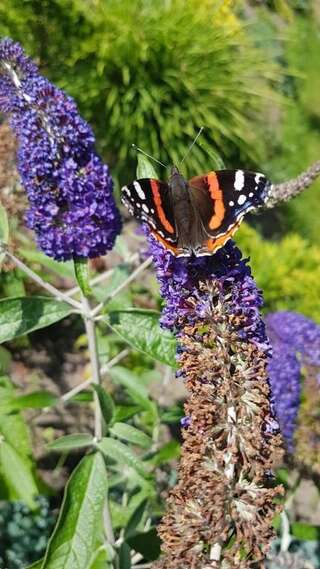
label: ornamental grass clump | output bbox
[146,233,284,568]
[0,38,121,260]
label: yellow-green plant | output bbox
[0,0,281,183]
[237,223,320,321]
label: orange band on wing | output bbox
[150,180,175,234]
[207,171,225,230]
[151,230,179,254]
[205,220,241,253]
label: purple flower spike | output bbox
[0,38,121,260]
[143,227,283,567]
[266,311,320,452]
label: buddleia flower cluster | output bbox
[146,232,284,569]
[0,39,121,261]
[266,311,320,453]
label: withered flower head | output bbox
[147,233,284,569]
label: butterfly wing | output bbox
[188,169,271,254]
[121,179,179,253]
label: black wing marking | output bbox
[121,178,178,243]
[188,169,271,238]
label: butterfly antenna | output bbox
[131,144,168,169]
[180,127,204,165]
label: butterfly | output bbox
[121,166,271,257]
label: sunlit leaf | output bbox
[41,453,108,569]
[12,391,58,410]
[110,422,152,449]
[291,522,320,541]
[97,437,149,477]
[107,309,177,367]
[0,440,38,509]
[92,385,115,426]
[47,434,94,452]
[0,297,73,344]
[109,367,156,416]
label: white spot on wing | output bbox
[229,200,234,206]
[238,194,247,205]
[142,204,149,213]
[234,170,244,191]
[255,173,264,184]
[134,181,146,200]
[249,192,253,197]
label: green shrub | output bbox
[237,223,320,321]
[265,15,320,243]
[0,0,281,183]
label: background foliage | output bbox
[0,0,320,567]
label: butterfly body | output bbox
[122,166,271,257]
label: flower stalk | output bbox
[147,238,284,568]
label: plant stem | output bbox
[65,253,139,297]
[4,247,84,312]
[91,256,152,317]
[61,348,130,402]
[267,160,320,208]
[81,293,116,549]
[82,294,103,440]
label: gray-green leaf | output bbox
[97,437,149,477]
[0,297,73,344]
[41,453,108,569]
[110,423,152,449]
[47,434,94,452]
[0,440,38,509]
[108,309,177,367]
[92,385,115,426]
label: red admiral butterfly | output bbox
[121,166,271,257]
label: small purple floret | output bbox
[0,38,121,260]
[266,311,320,451]
[145,227,269,351]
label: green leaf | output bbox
[161,405,184,423]
[12,391,58,410]
[92,385,115,426]
[41,453,108,569]
[150,440,180,466]
[0,440,38,509]
[0,346,11,374]
[291,522,320,541]
[108,310,177,367]
[88,545,114,569]
[20,249,74,279]
[27,560,44,569]
[97,437,149,477]
[136,153,158,179]
[118,542,131,569]
[0,297,73,344]
[109,367,155,414]
[126,527,161,561]
[73,257,92,296]
[113,405,142,423]
[47,434,94,452]
[110,423,152,449]
[124,499,147,538]
[0,201,9,266]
